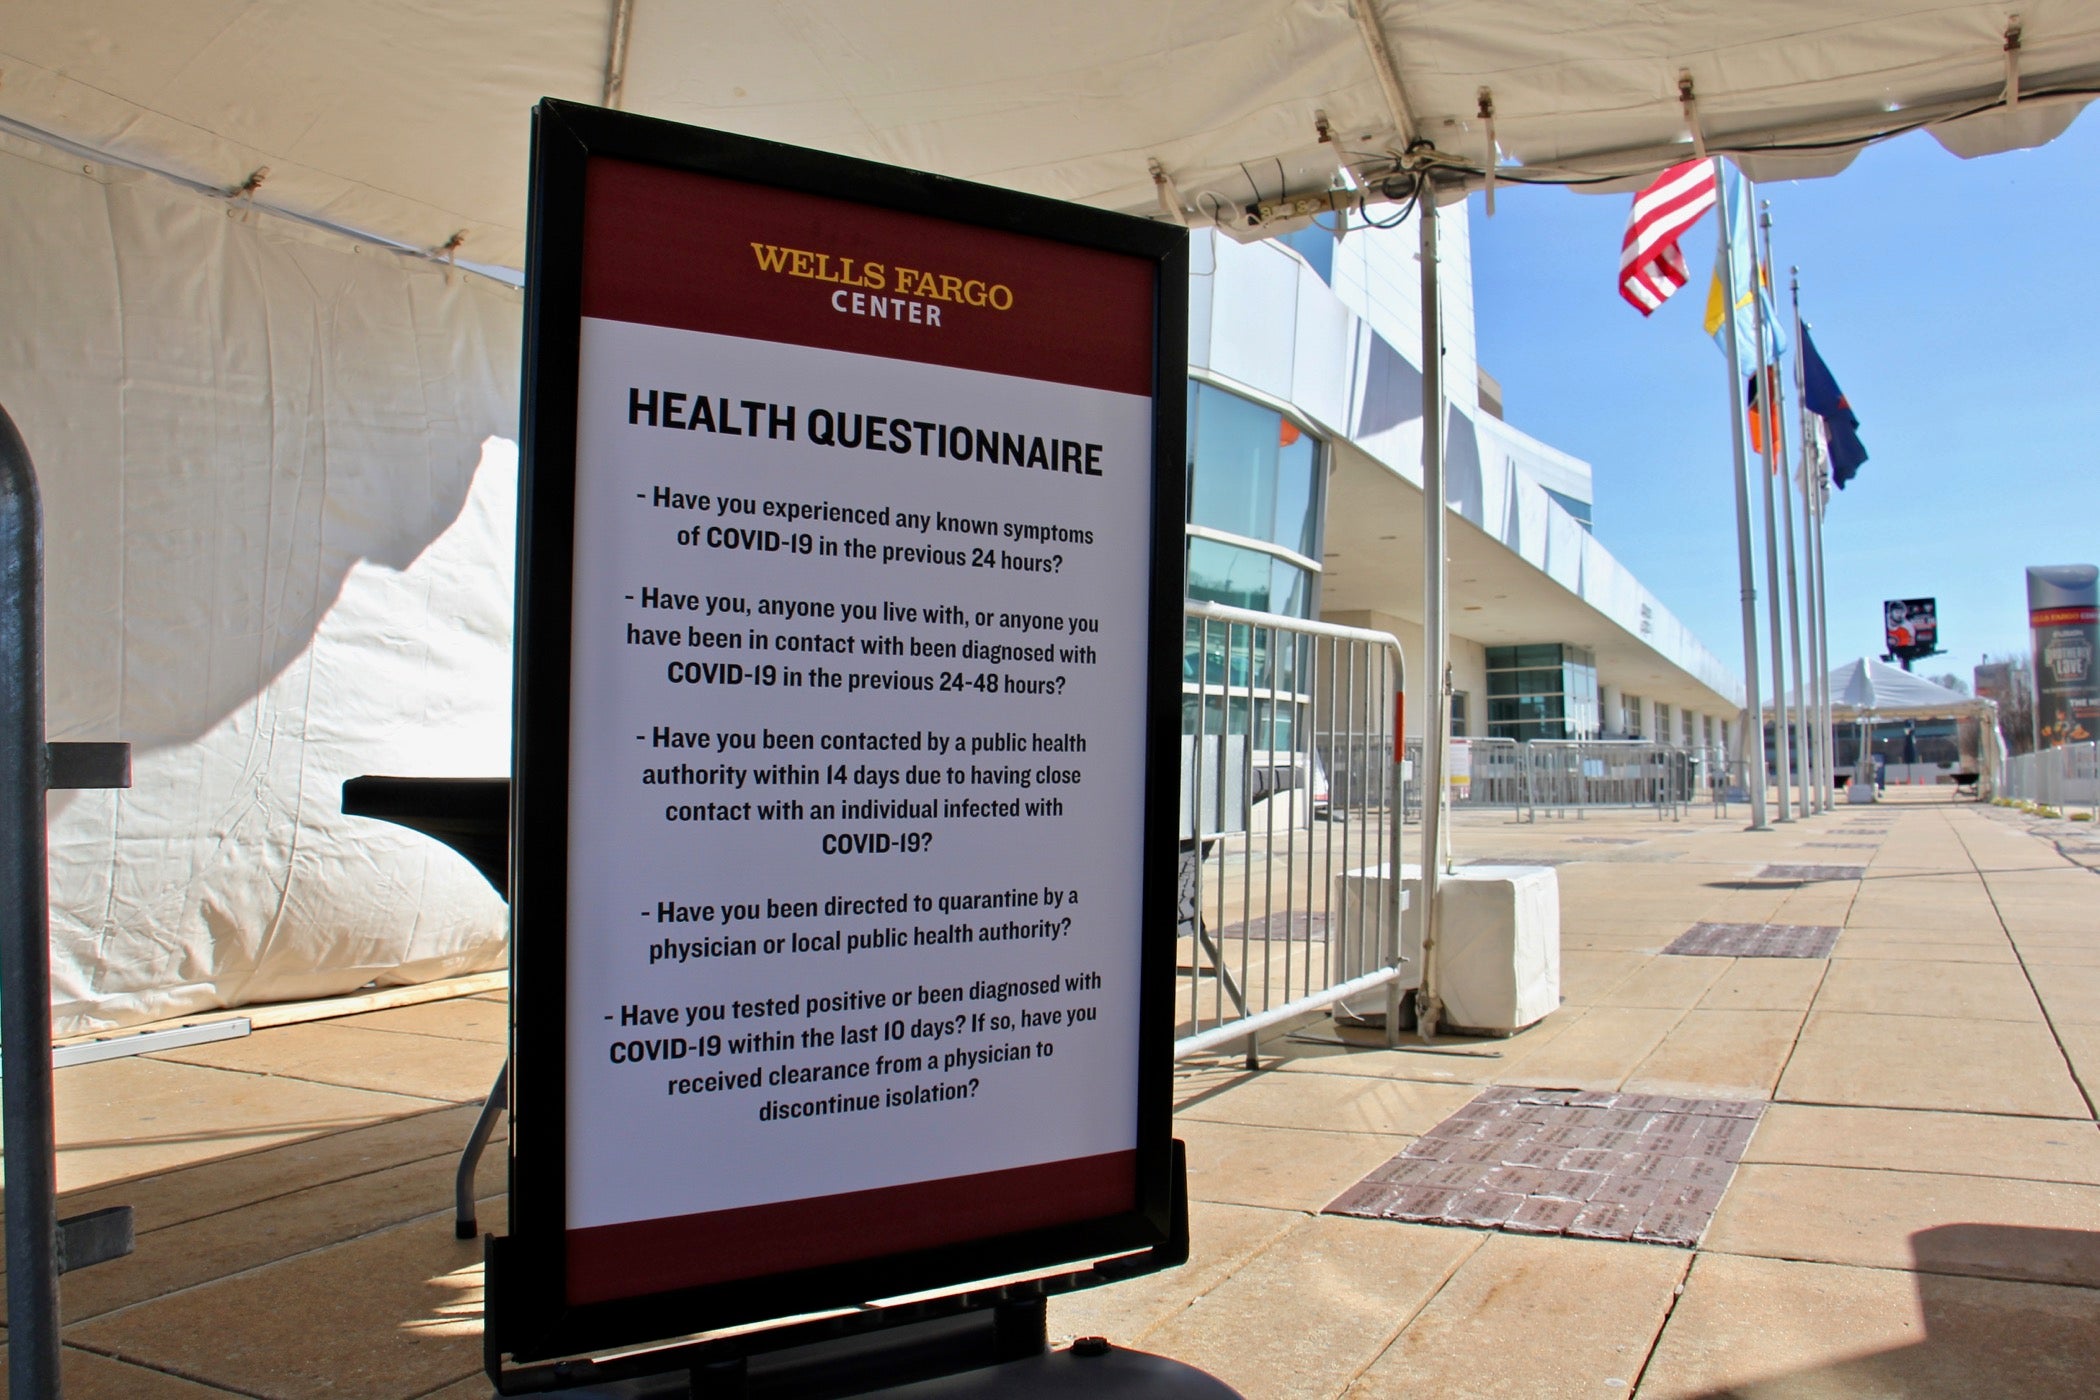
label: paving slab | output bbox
[1048,1201,1298,1346]
[43,1102,499,1239]
[1592,955,1730,1008]
[52,1056,448,1193]
[1703,1163,2100,1285]
[1776,1010,2089,1118]
[2010,939,2100,966]
[1494,1007,1685,1090]
[1342,1233,1686,1399]
[1640,1251,2100,1399]
[2054,1022,2100,1107]
[1177,1119,1413,1212]
[68,1203,499,1400]
[1809,958,2046,1022]
[1622,1009,1805,1100]
[1557,950,1646,1006]
[341,997,511,1044]
[1175,1068,1479,1138]
[1742,1103,2100,1184]
[1272,1021,1573,1089]
[1137,1216,1478,1400]
[2024,962,2100,1025]
[0,1344,236,1397]
[1827,936,2018,964]
[149,1020,508,1104]
[46,1142,501,1326]
[1695,958,1826,1010]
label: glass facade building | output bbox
[1484,643,1599,742]
[1183,380,1325,748]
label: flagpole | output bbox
[1764,205,1811,817]
[1790,268,1824,813]
[1815,448,1836,805]
[1713,160,1769,830]
[1747,195,1792,821]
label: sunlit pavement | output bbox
[7,788,2097,1397]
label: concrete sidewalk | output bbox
[6,790,2097,1396]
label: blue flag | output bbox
[1801,326,1867,488]
[1703,162,1787,368]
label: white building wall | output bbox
[1187,223,1741,711]
[1322,609,1486,741]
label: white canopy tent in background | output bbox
[1768,658,2004,791]
[1824,657,1993,721]
[4,3,2096,1031]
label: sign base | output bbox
[514,1340,1243,1399]
[486,1142,1200,1397]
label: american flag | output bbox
[1618,160,1717,315]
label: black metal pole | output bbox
[0,404,61,1397]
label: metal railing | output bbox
[2000,740,2100,818]
[1178,601,1406,1064]
[1401,736,1529,819]
[1525,739,1692,820]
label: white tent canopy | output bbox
[5,4,2093,1028]
[1806,657,1996,722]
[4,2,2098,273]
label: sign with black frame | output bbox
[492,100,1188,1366]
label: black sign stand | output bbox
[473,99,1222,1396]
[343,778,1231,1397]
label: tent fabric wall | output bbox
[0,133,520,1034]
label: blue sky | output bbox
[1467,114,2100,691]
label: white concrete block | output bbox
[1332,863,1560,1034]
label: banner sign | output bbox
[497,101,1186,1361]
[2028,565,2099,747]
[1883,597,1937,660]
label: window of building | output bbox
[1544,487,1593,531]
[1654,701,1673,745]
[1485,644,1599,742]
[1183,381,1327,748]
[1621,692,1643,737]
[1275,224,1336,286]
[1186,381,1321,568]
[1450,692,1469,739]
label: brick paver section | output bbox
[1664,922,1841,958]
[1754,863,1865,881]
[1803,840,1880,849]
[1327,1087,1764,1246]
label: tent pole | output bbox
[1713,161,1768,829]
[1748,202,1791,821]
[602,0,637,108]
[1413,174,1450,1041]
[1,407,61,1400]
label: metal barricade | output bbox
[1179,601,1406,1064]
[2001,740,2100,819]
[1525,740,1683,820]
[1398,736,1529,821]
